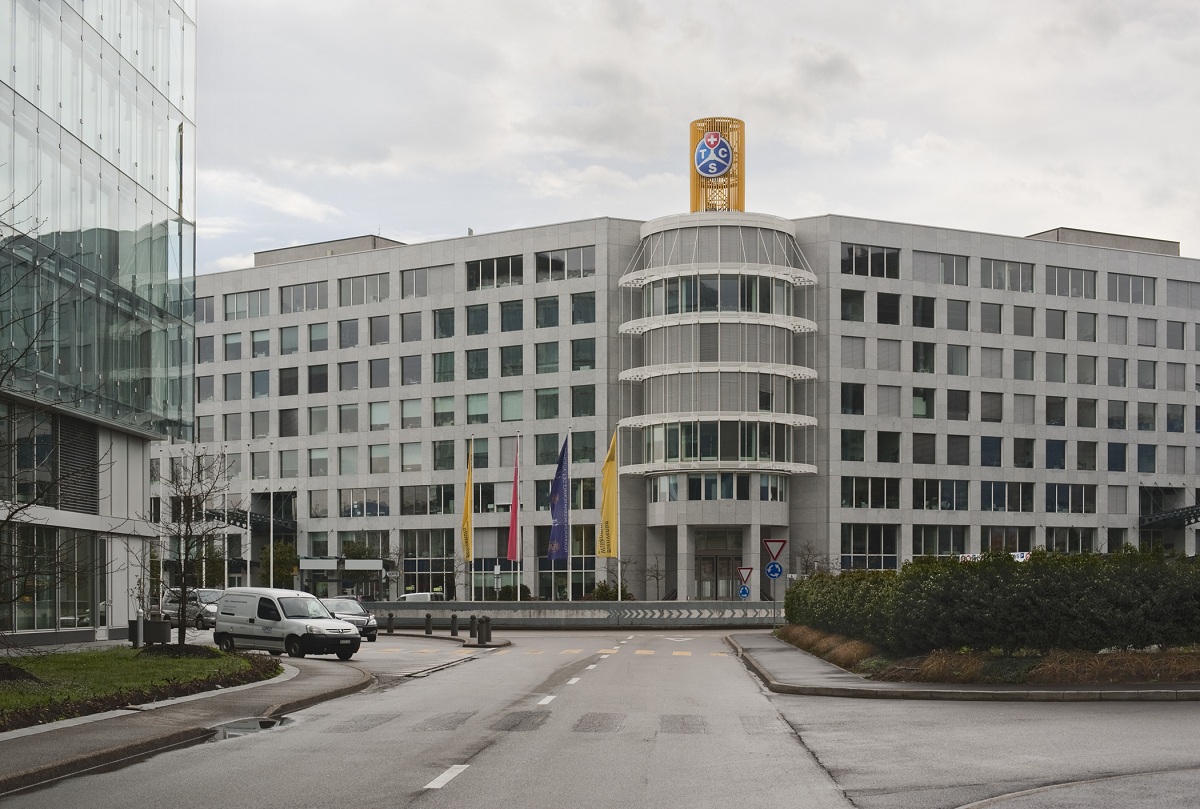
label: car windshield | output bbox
[278,597,334,620]
[198,590,222,604]
[322,599,366,615]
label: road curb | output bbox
[726,636,1200,702]
[264,664,374,717]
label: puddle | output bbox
[208,717,290,741]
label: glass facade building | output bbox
[0,0,195,641]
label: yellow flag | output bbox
[597,432,618,558]
[461,444,474,562]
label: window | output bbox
[841,429,864,462]
[339,272,389,305]
[980,303,1001,334]
[500,300,523,332]
[1137,360,1156,389]
[572,432,596,463]
[1167,321,1185,350]
[278,367,299,397]
[339,403,359,433]
[466,393,488,425]
[877,339,900,371]
[913,479,968,510]
[223,333,242,361]
[981,481,1035,512]
[1167,403,1185,433]
[1045,266,1096,299]
[309,492,329,519]
[1046,310,1065,339]
[536,342,559,373]
[1077,441,1097,471]
[840,477,900,509]
[434,308,454,339]
[278,326,298,356]
[1014,350,1033,380]
[981,436,1002,467]
[371,445,391,474]
[433,396,455,426]
[913,525,969,557]
[308,364,328,393]
[1045,353,1066,383]
[572,292,596,324]
[339,446,358,475]
[251,370,269,399]
[536,296,559,327]
[309,323,328,352]
[535,246,595,281]
[947,390,969,421]
[839,524,899,570]
[1013,306,1034,336]
[280,282,328,313]
[1108,358,1126,387]
[1046,396,1066,426]
[946,435,969,465]
[1108,442,1126,472]
[535,433,560,465]
[251,452,269,479]
[368,314,389,345]
[981,348,1003,378]
[400,443,420,473]
[401,399,421,428]
[433,352,455,383]
[1108,273,1156,305]
[1137,402,1156,431]
[338,319,359,350]
[369,358,389,388]
[1045,483,1095,513]
[913,296,935,328]
[196,415,214,443]
[369,402,389,431]
[195,335,213,364]
[842,244,900,278]
[1076,355,1096,385]
[466,349,489,380]
[841,383,865,415]
[1013,438,1034,469]
[947,345,968,376]
[1167,363,1185,392]
[571,338,595,371]
[1077,398,1097,428]
[401,355,421,386]
[913,342,935,373]
[572,385,595,417]
[877,432,900,463]
[500,390,523,421]
[309,406,328,435]
[224,289,269,320]
[536,388,559,419]
[1077,312,1096,342]
[468,254,524,290]
[1108,400,1127,430]
[224,373,241,401]
[339,361,359,391]
[402,267,429,299]
[466,304,488,335]
[913,434,937,464]
[877,385,900,417]
[1137,318,1157,347]
[877,293,900,325]
[913,251,966,285]
[279,450,298,478]
[224,413,242,441]
[980,392,1003,423]
[195,296,215,323]
[980,259,1033,292]
[1046,439,1066,469]
[946,300,968,331]
[500,345,523,377]
[841,290,865,322]
[197,376,214,402]
[842,336,866,369]
[433,440,454,471]
[912,388,935,419]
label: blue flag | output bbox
[547,438,569,561]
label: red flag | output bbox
[506,444,520,561]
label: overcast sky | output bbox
[196,1,1200,274]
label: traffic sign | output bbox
[738,584,750,600]
[763,539,787,561]
[737,566,753,584]
[765,561,783,579]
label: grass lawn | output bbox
[0,646,281,731]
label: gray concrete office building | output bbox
[171,203,1200,601]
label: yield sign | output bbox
[737,567,753,584]
[763,539,787,561]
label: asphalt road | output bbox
[7,629,1200,808]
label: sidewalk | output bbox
[728,632,1200,702]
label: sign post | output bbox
[736,567,753,600]
[763,540,787,628]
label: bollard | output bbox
[450,613,458,636]
[387,612,395,635]
[479,616,491,645]
[469,614,477,639]
[424,613,433,635]
[134,607,144,649]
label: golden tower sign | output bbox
[689,117,745,212]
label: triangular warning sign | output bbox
[763,539,787,561]
[737,567,753,584]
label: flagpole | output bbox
[615,429,621,602]
[566,431,572,602]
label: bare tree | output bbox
[146,446,237,645]
[643,555,668,600]
[793,537,837,577]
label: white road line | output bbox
[568,677,580,684]
[586,664,597,670]
[538,695,556,705]
[425,764,469,789]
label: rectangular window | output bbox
[224,413,242,441]
[223,332,242,361]
[1014,350,1034,380]
[535,246,595,282]
[947,389,969,421]
[1108,442,1126,472]
[913,342,935,373]
[1137,318,1157,347]
[224,289,270,320]
[535,433,560,465]
[980,303,1001,334]
[536,342,559,373]
[224,373,241,401]
[280,281,328,313]
[1138,360,1156,390]
[1076,355,1096,385]
[251,329,269,358]
[339,319,359,349]
[466,348,489,380]
[571,338,595,371]
[912,251,966,285]
[371,444,391,474]
[369,358,389,388]
[1013,438,1034,469]
[1045,353,1066,383]
[1077,398,1097,428]
[1077,441,1097,471]
[572,432,596,463]
[433,440,454,471]
[1167,320,1185,350]
[1046,310,1065,339]
[433,396,455,426]
[401,398,422,428]
[402,267,429,299]
[500,345,523,377]
[309,322,328,352]
[1045,266,1096,299]
[1108,272,1156,305]
[338,272,390,306]
[841,290,864,322]
[251,369,269,398]
[946,345,968,376]
[434,308,455,339]
[279,366,298,397]
[280,326,299,355]
[912,479,969,511]
[980,392,1003,423]
[841,429,864,462]
[466,304,488,335]
[981,436,1002,467]
[339,446,358,475]
[309,406,328,435]
[536,296,559,327]
[842,244,900,278]
[339,361,359,391]
[946,300,968,331]
[339,403,359,433]
[468,255,525,290]
[913,296,935,328]
[433,352,455,383]
[536,388,559,419]
[841,383,865,415]
[1077,312,1096,342]
[877,431,900,463]
[572,384,596,417]
[1138,401,1156,431]
[912,388,935,419]
[1108,400,1127,430]
[500,300,523,332]
[369,401,390,431]
[309,492,329,519]
[1013,306,1034,336]
[572,292,596,324]
[500,390,523,422]
[400,443,420,473]
[1046,396,1067,426]
[980,259,1033,292]
[466,393,488,425]
[401,356,421,386]
[195,297,215,323]
[877,293,900,325]
[913,434,937,464]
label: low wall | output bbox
[366,600,783,630]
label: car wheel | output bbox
[269,650,282,657]
[286,637,305,658]
[368,636,376,642]
[217,635,235,653]
[336,649,354,660]
[194,615,205,630]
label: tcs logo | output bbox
[694,131,732,177]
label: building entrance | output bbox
[693,529,744,600]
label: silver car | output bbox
[320,597,378,641]
[161,588,223,629]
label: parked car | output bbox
[396,592,445,602]
[320,597,378,642]
[161,588,223,629]
[213,587,360,659]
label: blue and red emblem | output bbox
[694,131,732,177]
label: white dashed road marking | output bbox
[425,765,469,789]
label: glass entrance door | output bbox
[696,555,739,600]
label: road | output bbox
[8,629,1200,808]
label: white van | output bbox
[396,592,445,602]
[213,587,361,660]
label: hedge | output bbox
[784,548,1200,655]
